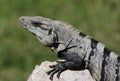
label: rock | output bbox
[27,61,95,81]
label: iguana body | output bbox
[19,16,120,81]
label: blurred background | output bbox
[0,0,120,81]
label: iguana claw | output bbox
[47,62,66,80]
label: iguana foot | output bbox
[47,61,67,80]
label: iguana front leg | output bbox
[47,52,85,80]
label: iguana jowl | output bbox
[19,16,120,81]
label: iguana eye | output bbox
[31,21,43,27]
[31,21,49,31]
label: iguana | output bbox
[19,16,120,81]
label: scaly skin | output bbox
[19,16,120,81]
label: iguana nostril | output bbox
[21,18,24,21]
[19,17,25,23]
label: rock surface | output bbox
[27,61,95,81]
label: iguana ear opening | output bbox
[48,28,52,35]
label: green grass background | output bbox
[0,0,120,81]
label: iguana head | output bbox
[19,16,77,53]
[19,16,60,47]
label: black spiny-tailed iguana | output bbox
[19,16,120,81]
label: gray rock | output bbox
[27,61,95,81]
